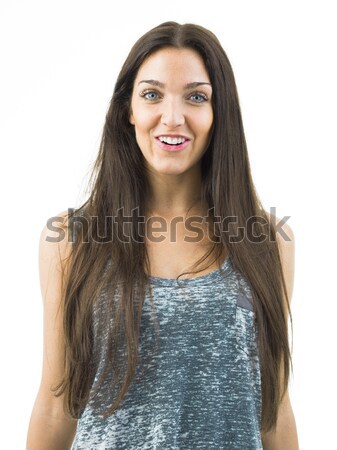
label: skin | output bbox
[26,213,78,449]
[129,47,221,278]
[261,218,299,449]
[129,47,214,217]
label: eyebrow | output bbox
[137,79,212,89]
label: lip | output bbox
[154,136,191,152]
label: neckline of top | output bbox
[147,255,231,287]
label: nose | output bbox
[160,98,185,128]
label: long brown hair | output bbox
[53,21,292,434]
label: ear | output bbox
[129,110,135,125]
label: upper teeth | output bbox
[159,136,186,144]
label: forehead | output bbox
[134,47,211,84]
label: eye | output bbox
[139,90,161,101]
[188,92,208,103]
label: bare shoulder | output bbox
[38,209,75,310]
[40,209,72,241]
[265,209,295,250]
[39,210,73,272]
[265,210,295,303]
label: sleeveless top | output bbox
[70,253,263,450]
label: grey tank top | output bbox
[71,256,262,450]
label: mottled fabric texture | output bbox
[71,256,262,450]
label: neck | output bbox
[146,169,204,217]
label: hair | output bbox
[53,21,293,434]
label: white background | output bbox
[1,0,336,448]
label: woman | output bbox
[27,21,298,449]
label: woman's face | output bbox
[129,47,213,177]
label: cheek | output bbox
[193,109,214,137]
[132,105,158,132]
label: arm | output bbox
[262,391,298,450]
[26,211,77,450]
[262,216,299,450]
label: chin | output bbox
[145,160,186,175]
[156,165,189,175]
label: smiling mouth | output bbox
[155,137,191,152]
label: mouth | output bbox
[154,135,191,152]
